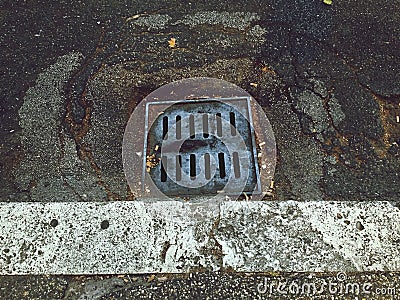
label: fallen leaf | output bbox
[323,0,332,5]
[244,192,249,201]
[261,66,276,74]
[270,180,275,189]
[168,38,176,48]
[126,14,141,22]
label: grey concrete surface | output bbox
[1,200,399,274]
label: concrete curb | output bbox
[1,201,399,274]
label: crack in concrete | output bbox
[282,29,397,173]
[63,29,126,200]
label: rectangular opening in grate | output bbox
[143,97,261,196]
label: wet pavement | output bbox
[0,0,399,298]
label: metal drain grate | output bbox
[143,97,261,196]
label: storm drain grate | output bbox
[143,97,261,196]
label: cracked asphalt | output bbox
[0,0,399,298]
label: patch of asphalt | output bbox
[2,272,399,300]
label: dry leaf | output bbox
[168,38,176,48]
[270,180,275,189]
[126,14,141,22]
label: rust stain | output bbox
[62,27,125,201]
[371,94,400,158]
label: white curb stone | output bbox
[0,201,399,274]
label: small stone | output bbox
[356,221,365,230]
[100,220,110,229]
[50,219,58,227]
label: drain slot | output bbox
[176,115,182,139]
[202,114,209,138]
[190,154,196,179]
[204,153,211,180]
[233,152,240,178]
[218,153,226,179]
[230,112,236,136]
[216,113,222,137]
[162,116,168,140]
[189,114,195,139]
[161,156,167,182]
[176,155,182,181]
